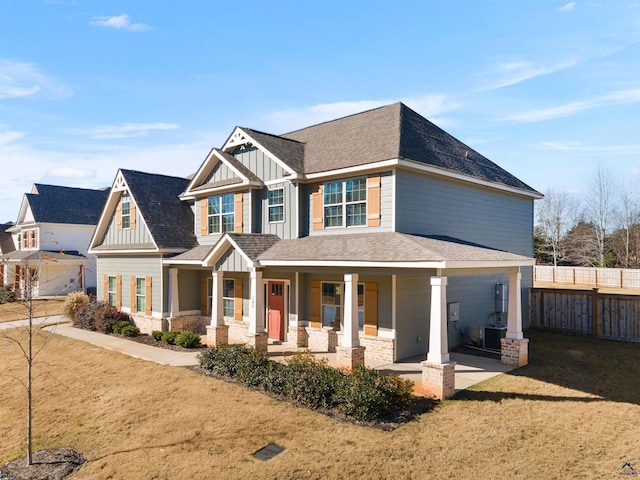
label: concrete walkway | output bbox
[5,317,515,393]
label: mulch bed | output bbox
[121,332,206,351]
[0,448,85,480]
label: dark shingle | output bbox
[0,222,15,254]
[120,170,198,250]
[226,233,281,261]
[240,128,305,174]
[28,184,109,225]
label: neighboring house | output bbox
[89,103,541,398]
[0,184,109,298]
[0,222,16,287]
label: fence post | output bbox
[620,269,624,289]
[592,288,599,339]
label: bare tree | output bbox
[584,165,614,267]
[612,179,639,268]
[535,187,579,265]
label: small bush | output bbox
[120,325,140,337]
[95,306,131,334]
[72,300,105,331]
[0,287,15,303]
[151,330,164,341]
[64,291,89,319]
[283,352,344,409]
[174,331,202,349]
[112,320,133,335]
[161,331,179,345]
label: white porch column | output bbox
[506,270,523,340]
[210,270,224,327]
[426,275,450,364]
[501,268,529,366]
[246,268,267,353]
[168,267,180,317]
[342,273,360,348]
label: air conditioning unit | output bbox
[484,323,507,350]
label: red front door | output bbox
[267,281,285,341]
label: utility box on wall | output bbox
[495,283,508,313]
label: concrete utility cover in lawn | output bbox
[253,444,285,461]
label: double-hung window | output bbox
[323,178,367,228]
[268,188,284,223]
[135,277,146,313]
[121,198,131,229]
[108,276,117,307]
[222,279,235,317]
[208,194,235,234]
[320,282,366,331]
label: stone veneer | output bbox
[360,335,395,363]
[130,315,164,334]
[421,361,457,400]
[245,332,268,353]
[287,326,309,348]
[305,327,338,352]
[335,346,365,371]
[168,315,208,334]
[500,338,529,367]
[226,319,249,343]
[206,325,229,346]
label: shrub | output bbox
[120,325,140,337]
[64,291,89,319]
[161,331,179,345]
[95,306,131,334]
[283,352,344,409]
[174,331,202,349]
[112,320,133,335]
[72,300,105,331]
[0,287,15,304]
[334,366,414,421]
[151,330,164,341]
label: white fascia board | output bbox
[258,259,447,269]
[163,259,204,266]
[222,127,298,176]
[443,259,536,269]
[88,172,125,250]
[397,159,543,200]
[88,248,160,255]
[180,180,262,201]
[182,148,217,197]
[202,235,257,268]
[303,159,399,181]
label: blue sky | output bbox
[1,0,639,223]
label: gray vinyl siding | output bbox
[98,207,153,246]
[215,248,249,272]
[395,275,430,360]
[304,171,393,237]
[233,147,284,182]
[260,182,298,239]
[96,255,163,313]
[178,269,200,311]
[395,169,534,256]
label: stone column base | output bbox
[421,361,457,400]
[501,337,529,367]
[245,332,268,354]
[335,346,366,371]
[287,326,309,348]
[206,325,229,347]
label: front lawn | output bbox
[0,297,66,322]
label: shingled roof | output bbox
[279,102,537,193]
[26,184,109,225]
[120,170,198,250]
[0,222,15,254]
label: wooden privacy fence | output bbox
[535,265,640,289]
[530,288,640,343]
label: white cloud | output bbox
[0,60,70,99]
[263,95,459,133]
[68,122,180,139]
[536,141,640,155]
[476,58,580,91]
[559,2,577,11]
[503,88,640,122]
[90,14,151,32]
[0,130,24,145]
[47,166,96,179]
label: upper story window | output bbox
[121,199,131,229]
[21,228,38,250]
[268,188,284,223]
[17,233,21,250]
[324,178,367,228]
[207,193,235,234]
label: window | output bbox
[17,233,21,250]
[208,194,235,234]
[358,284,365,331]
[108,276,117,307]
[223,279,235,317]
[135,277,146,313]
[321,282,366,331]
[268,188,284,223]
[121,198,131,229]
[323,178,367,228]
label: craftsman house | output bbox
[89,103,541,398]
[0,184,109,298]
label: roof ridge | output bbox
[120,168,189,181]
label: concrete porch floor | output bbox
[266,343,517,395]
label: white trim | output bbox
[163,258,207,266]
[391,274,396,333]
[258,259,534,269]
[263,178,292,187]
[391,169,397,232]
[222,127,297,176]
[377,328,395,339]
[202,234,257,269]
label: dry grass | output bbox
[0,297,66,322]
[1,327,639,479]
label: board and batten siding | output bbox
[260,182,298,239]
[233,147,285,182]
[96,256,163,314]
[206,161,237,184]
[395,169,534,256]
[215,248,249,272]
[303,171,393,236]
[98,207,153,246]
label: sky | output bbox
[1,0,639,223]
